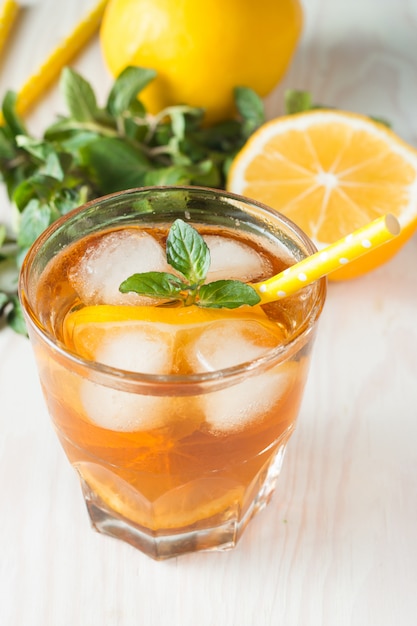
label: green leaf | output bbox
[1,91,27,137]
[106,66,157,117]
[234,87,265,136]
[0,127,16,160]
[43,151,72,181]
[16,136,69,181]
[370,116,391,128]
[122,105,148,140]
[119,271,185,299]
[44,118,101,143]
[60,67,99,122]
[81,136,151,193]
[166,219,210,284]
[187,160,221,187]
[143,166,192,186]
[284,90,392,128]
[16,135,50,161]
[170,109,186,142]
[0,251,19,293]
[7,296,27,335]
[285,90,314,115]
[198,280,261,309]
[13,174,58,211]
[53,187,89,216]
[17,199,51,248]
[49,128,102,156]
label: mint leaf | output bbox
[285,90,314,115]
[106,66,157,117]
[6,295,27,335]
[60,67,99,122]
[370,116,391,128]
[119,220,262,309]
[143,165,192,186]
[0,292,26,334]
[0,127,16,160]
[80,137,151,193]
[1,91,27,137]
[166,219,210,284]
[284,89,392,128]
[16,136,68,181]
[234,87,265,137]
[198,280,260,309]
[13,174,58,211]
[119,272,185,299]
[17,199,51,248]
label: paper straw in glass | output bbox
[254,214,400,303]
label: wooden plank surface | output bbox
[1,1,417,624]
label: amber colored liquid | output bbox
[33,225,314,533]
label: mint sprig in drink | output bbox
[19,186,326,560]
[119,217,261,308]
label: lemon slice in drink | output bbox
[63,303,279,363]
[80,462,245,530]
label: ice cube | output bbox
[202,366,294,433]
[204,235,271,282]
[185,319,292,432]
[80,324,174,432]
[94,325,174,373]
[186,319,278,372]
[80,382,171,432]
[69,229,171,306]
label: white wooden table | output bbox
[1,1,417,624]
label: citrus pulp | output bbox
[227,110,417,280]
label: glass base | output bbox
[79,444,288,560]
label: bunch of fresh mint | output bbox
[0,62,383,334]
[0,66,266,333]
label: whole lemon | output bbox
[100,0,303,124]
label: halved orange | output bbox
[227,110,417,280]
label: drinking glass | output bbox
[19,186,326,559]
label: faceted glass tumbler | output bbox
[19,186,326,560]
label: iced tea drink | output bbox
[19,186,326,559]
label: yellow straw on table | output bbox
[253,214,401,303]
[0,0,20,59]
[0,0,108,124]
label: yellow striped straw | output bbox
[0,0,108,125]
[253,214,400,303]
[0,0,20,59]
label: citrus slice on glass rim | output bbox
[227,109,417,280]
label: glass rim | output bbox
[19,185,327,391]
